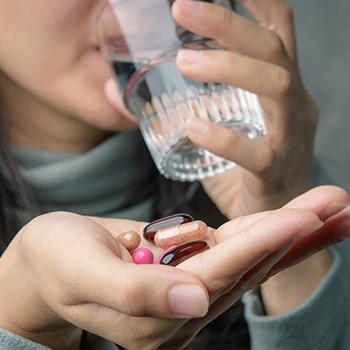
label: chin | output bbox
[67,84,138,132]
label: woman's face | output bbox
[0,0,136,136]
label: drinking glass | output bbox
[96,0,266,182]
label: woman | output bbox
[0,0,349,349]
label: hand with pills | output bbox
[117,214,211,266]
[0,186,349,350]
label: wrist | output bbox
[260,250,333,316]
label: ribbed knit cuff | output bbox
[243,247,349,350]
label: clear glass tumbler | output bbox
[96,0,266,182]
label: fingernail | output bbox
[186,117,209,134]
[295,221,324,240]
[177,49,203,65]
[321,202,350,221]
[176,0,203,16]
[330,202,350,207]
[169,285,208,317]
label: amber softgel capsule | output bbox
[160,241,210,267]
[143,213,194,243]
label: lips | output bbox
[104,35,131,56]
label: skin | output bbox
[172,0,325,315]
[0,0,348,348]
[0,186,349,350]
[0,0,136,153]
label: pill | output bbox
[132,248,154,264]
[116,231,141,252]
[154,220,208,248]
[143,213,194,242]
[160,241,209,267]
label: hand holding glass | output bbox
[96,0,266,181]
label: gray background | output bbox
[237,1,350,191]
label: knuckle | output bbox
[18,218,42,253]
[227,51,240,70]
[120,278,147,317]
[51,246,92,303]
[244,228,274,257]
[231,216,248,233]
[216,6,233,42]
[18,212,64,255]
[225,129,240,151]
[211,51,239,83]
[254,143,276,174]
[18,213,82,303]
[280,3,294,24]
[306,96,319,125]
[207,272,239,294]
[207,123,240,156]
[273,67,293,95]
[207,275,230,292]
[265,30,285,62]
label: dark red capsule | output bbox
[143,213,194,242]
[160,240,209,267]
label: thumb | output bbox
[68,242,209,319]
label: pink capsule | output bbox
[132,248,154,264]
[154,220,208,248]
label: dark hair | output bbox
[0,111,21,251]
[0,109,38,253]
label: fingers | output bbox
[178,208,322,293]
[185,117,274,173]
[271,206,350,272]
[211,211,272,243]
[263,185,350,274]
[67,240,209,319]
[283,185,350,221]
[209,186,349,244]
[239,0,297,60]
[172,0,290,64]
[177,50,293,97]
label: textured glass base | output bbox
[161,121,264,182]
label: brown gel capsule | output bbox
[116,231,141,252]
[154,220,208,248]
[160,241,209,267]
[143,213,194,242]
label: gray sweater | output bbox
[1,132,349,349]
